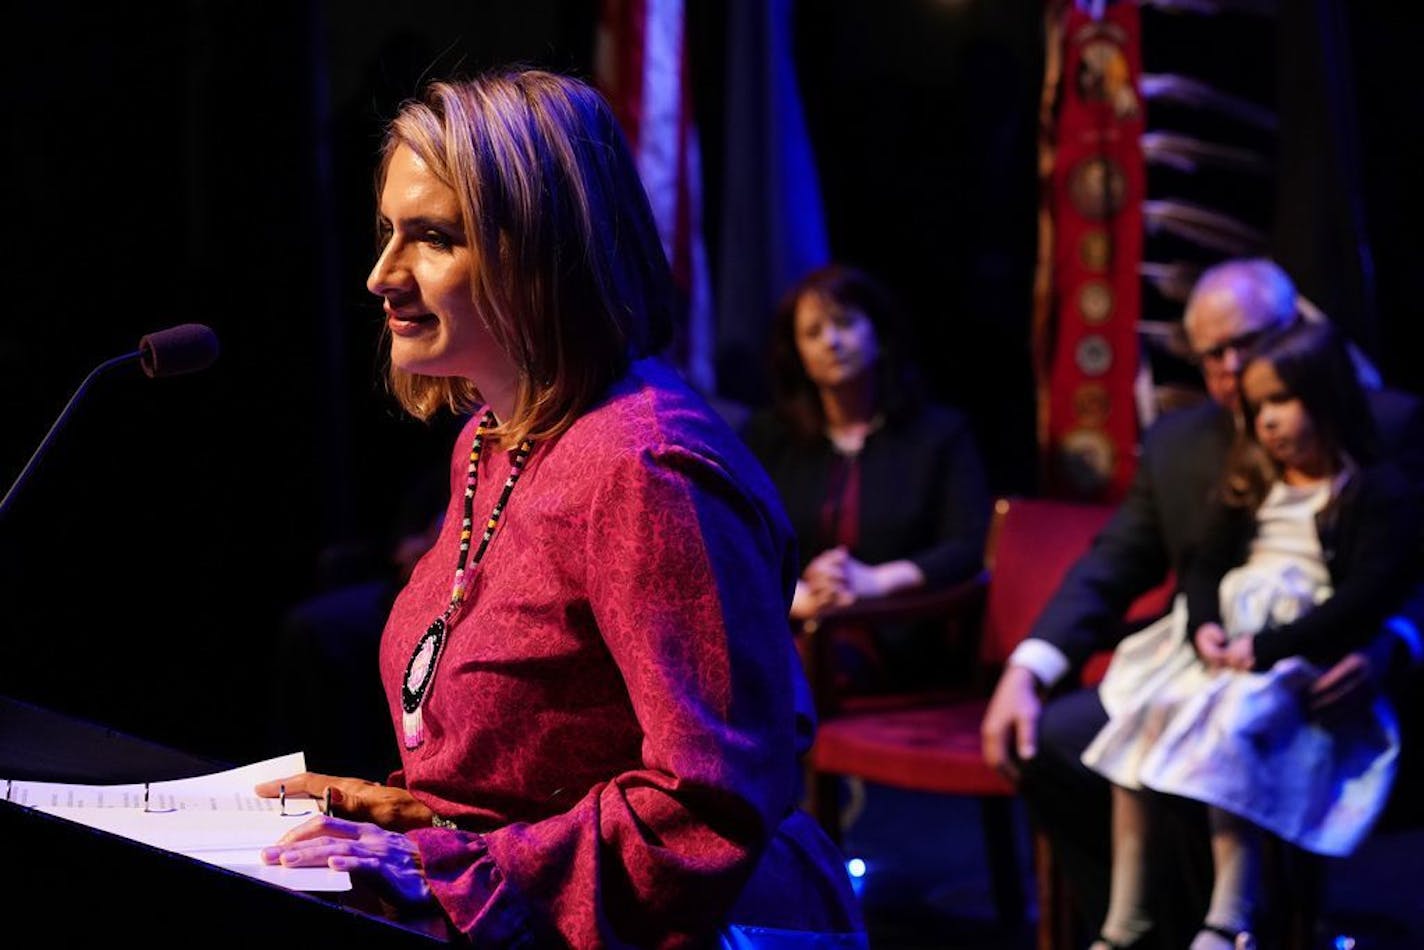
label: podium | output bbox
[0,694,448,943]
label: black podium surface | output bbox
[0,694,449,944]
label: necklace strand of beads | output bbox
[401,410,533,748]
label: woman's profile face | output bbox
[367,144,516,396]
[792,292,880,390]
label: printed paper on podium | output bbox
[3,751,350,892]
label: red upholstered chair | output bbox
[800,496,1173,949]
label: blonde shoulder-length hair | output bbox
[378,69,675,444]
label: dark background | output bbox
[1,1,1420,765]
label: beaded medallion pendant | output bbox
[401,411,533,749]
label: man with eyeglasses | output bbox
[981,257,1424,947]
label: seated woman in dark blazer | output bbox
[742,264,991,692]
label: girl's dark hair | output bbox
[1221,320,1377,509]
[767,264,925,440]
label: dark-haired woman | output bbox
[742,264,990,693]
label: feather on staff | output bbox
[1143,199,1268,256]
[1141,132,1271,175]
[1140,73,1278,131]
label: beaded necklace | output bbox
[401,410,533,749]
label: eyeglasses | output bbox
[1192,327,1270,365]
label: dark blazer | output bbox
[741,404,991,590]
[1183,462,1423,670]
[1030,388,1424,673]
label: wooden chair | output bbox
[800,496,1173,950]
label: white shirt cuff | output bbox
[1008,639,1071,688]
[1386,616,1424,665]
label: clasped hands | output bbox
[792,545,894,619]
[254,772,438,909]
[1192,622,1255,672]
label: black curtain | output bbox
[1273,0,1376,352]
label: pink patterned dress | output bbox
[379,358,863,947]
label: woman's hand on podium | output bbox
[259,811,435,910]
[257,771,443,911]
[255,771,435,830]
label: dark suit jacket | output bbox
[1030,388,1424,674]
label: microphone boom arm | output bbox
[0,350,140,519]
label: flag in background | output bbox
[715,0,829,408]
[1032,0,1145,504]
[596,0,715,396]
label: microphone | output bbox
[138,323,221,378]
[0,324,220,519]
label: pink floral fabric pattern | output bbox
[380,358,862,947]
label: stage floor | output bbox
[837,780,1424,949]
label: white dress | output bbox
[1081,479,1400,857]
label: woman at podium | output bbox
[256,68,865,948]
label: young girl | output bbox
[1080,321,1421,950]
